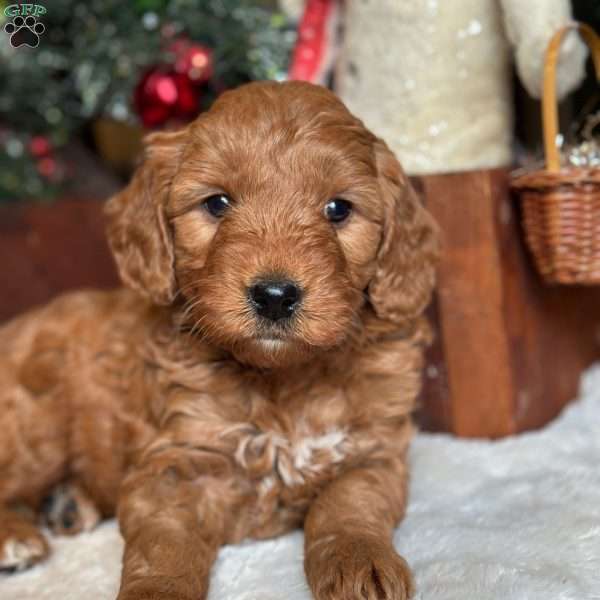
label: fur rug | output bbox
[3,366,600,600]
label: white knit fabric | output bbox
[2,364,600,599]
[335,0,587,174]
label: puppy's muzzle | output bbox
[248,278,301,322]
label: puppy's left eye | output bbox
[324,198,352,224]
[203,194,232,218]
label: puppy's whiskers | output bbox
[188,313,212,340]
[178,297,204,328]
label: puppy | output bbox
[0,81,438,600]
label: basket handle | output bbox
[543,22,600,171]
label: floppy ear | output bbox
[368,140,439,325]
[104,129,187,305]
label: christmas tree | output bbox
[0,0,294,201]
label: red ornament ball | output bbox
[29,135,51,157]
[174,44,213,84]
[135,67,201,128]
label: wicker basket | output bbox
[511,23,600,285]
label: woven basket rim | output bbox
[511,166,600,190]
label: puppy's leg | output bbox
[0,311,71,570]
[116,452,243,600]
[304,457,413,600]
[0,388,64,572]
[41,482,101,536]
[0,507,49,572]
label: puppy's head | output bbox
[105,81,438,368]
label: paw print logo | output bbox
[4,15,45,48]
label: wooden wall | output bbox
[416,169,600,437]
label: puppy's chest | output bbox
[231,419,367,533]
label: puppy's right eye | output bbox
[324,198,352,224]
[203,194,232,218]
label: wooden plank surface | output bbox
[0,199,119,322]
[416,169,600,437]
[418,171,516,436]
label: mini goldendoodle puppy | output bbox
[0,81,438,600]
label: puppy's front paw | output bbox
[305,533,414,600]
[117,578,200,600]
[0,522,49,572]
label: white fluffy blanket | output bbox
[3,366,600,600]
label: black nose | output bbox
[248,279,301,322]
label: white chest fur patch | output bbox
[232,427,349,488]
[291,430,346,470]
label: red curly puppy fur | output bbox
[0,81,438,600]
